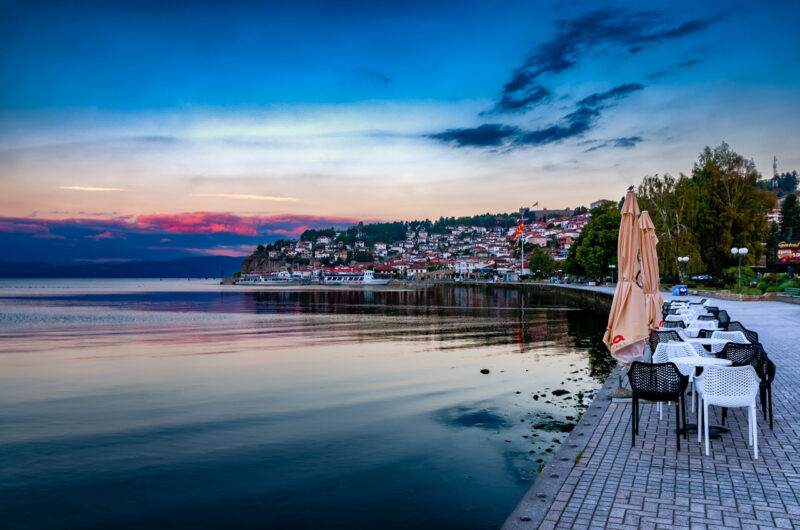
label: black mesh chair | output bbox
[648,330,683,354]
[663,320,686,329]
[696,329,715,338]
[759,358,776,430]
[706,306,720,315]
[628,362,689,449]
[716,310,730,330]
[717,342,776,429]
[727,321,759,343]
[697,314,717,322]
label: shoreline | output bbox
[503,291,800,529]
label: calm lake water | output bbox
[0,280,610,529]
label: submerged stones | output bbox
[552,389,570,396]
[531,419,575,433]
[480,368,490,374]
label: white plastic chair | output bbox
[654,342,701,413]
[708,331,749,354]
[711,331,749,344]
[696,365,760,459]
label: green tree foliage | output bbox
[780,193,800,240]
[564,202,620,279]
[638,173,700,278]
[528,248,556,278]
[688,143,774,277]
[573,206,589,215]
[351,251,374,263]
[778,171,799,196]
[721,265,755,291]
[638,143,775,280]
[300,228,336,241]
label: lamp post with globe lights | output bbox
[731,247,749,294]
[677,256,689,283]
[608,264,616,285]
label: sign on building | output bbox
[777,240,800,263]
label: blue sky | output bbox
[1,0,799,262]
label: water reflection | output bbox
[0,283,610,529]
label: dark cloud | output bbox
[428,123,520,147]
[0,214,361,264]
[431,83,644,149]
[577,83,643,108]
[495,9,724,112]
[584,136,644,152]
[646,71,667,80]
[496,84,551,112]
[678,58,701,68]
[359,68,391,83]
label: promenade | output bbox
[505,292,800,529]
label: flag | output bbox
[532,201,538,207]
[514,219,524,239]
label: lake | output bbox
[0,280,611,529]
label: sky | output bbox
[1,0,799,263]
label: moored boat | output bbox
[236,271,294,285]
[321,267,390,285]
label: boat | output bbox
[320,267,390,285]
[235,271,294,285]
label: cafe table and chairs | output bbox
[670,356,732,438]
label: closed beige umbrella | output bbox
[639,211,664,331]
[602,188,648,363]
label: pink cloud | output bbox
[136,212,360,237]
[84,231,127,241]
[146,244,253,257]
[0,221,49,233]
[32,233,67,240]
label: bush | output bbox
[777,279,800,292]
[721,266,755,290]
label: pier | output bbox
[504,292,800,529]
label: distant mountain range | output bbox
[0,256,246,278]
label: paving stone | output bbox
[502,294,800,529]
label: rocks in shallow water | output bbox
[566,416,574,421]
[480,368,490,374]
[531,419,576,433]
[552,389,570,396]
[533,395,539,400]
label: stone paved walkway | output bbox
[504,295,800,529]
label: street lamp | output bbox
[608,264,616,284]
[731,247,749,294]
[677,256,689,282]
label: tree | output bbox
[565,202,620,279]
[256,244,265,254]
[528,248,556,278]
[778,171,798,195]
[573,206,588,215]
[780,193,800,240]
[686,143,774,278]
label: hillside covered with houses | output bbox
[239,203,611,280]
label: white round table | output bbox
[671,356,732,437]
[671,356,731,367]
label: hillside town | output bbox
[241,201,614,281]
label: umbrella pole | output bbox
[610,364,632,399]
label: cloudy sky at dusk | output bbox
[1,0,799,262]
